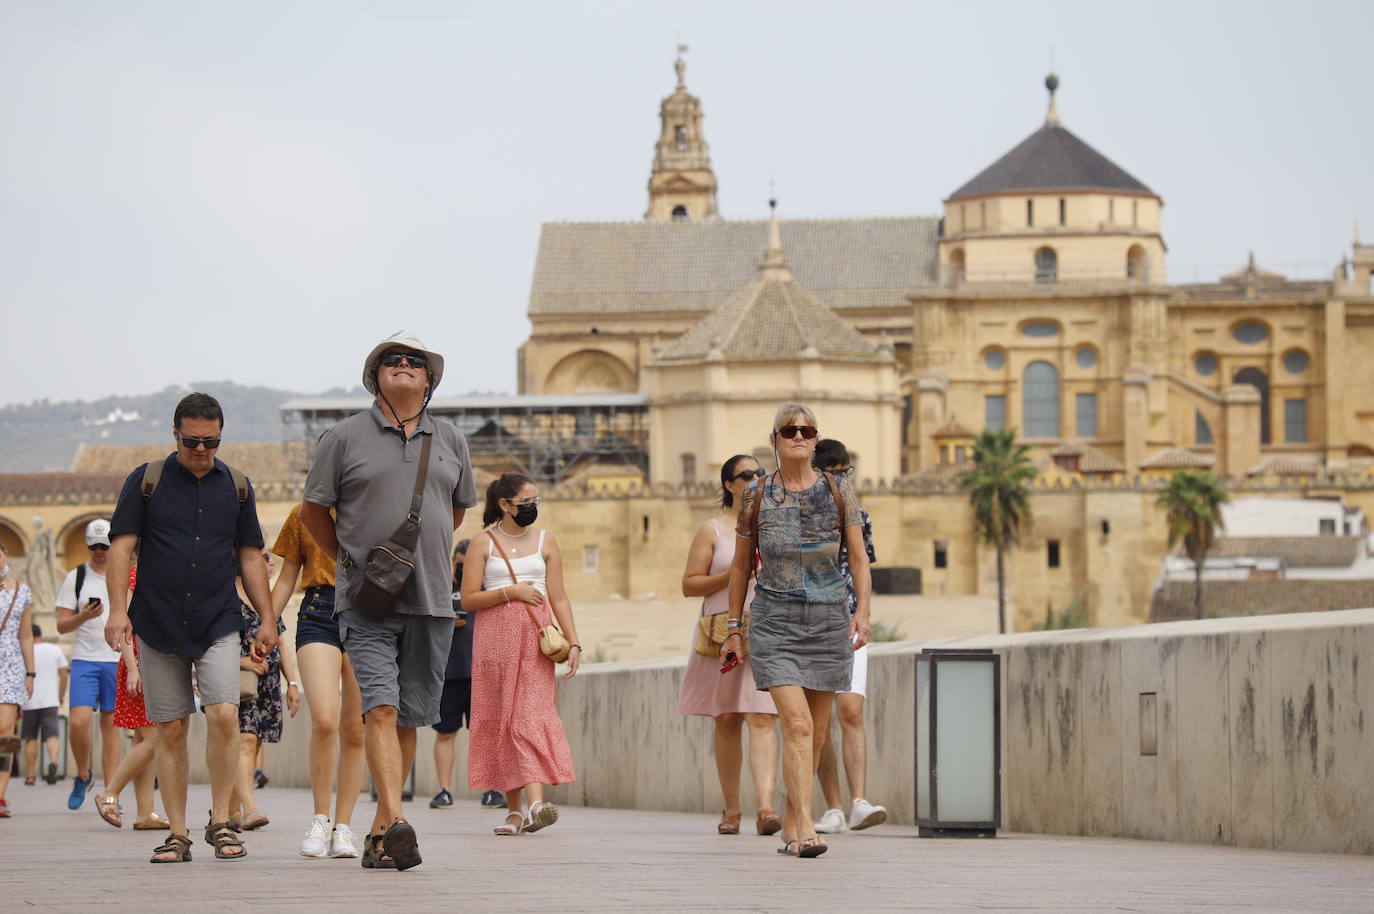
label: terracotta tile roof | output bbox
[528,217,939,317]
[0,474,126,505]
[1042,440,1126,473]
[1246,455,1323,476]
[1151,579,1374,622]
[1139,447,1215,470]
[948,124,1153,200]
[657,278,879,363]
[70,442,305,485]
[906,460,970,484]
[1190,536,1365,568]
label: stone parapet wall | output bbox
[185,608,1374,856]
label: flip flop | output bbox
[239,811,270,830]
[798,836,829,858]
[96,793,123,828]
[776,840,799,856]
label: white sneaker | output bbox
[299,814,332,857]
[329,823,360,858]
[849,798,887,831]
[814,807,847,834]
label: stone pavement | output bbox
[3,784,1372,913]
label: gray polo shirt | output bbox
[303,404,478,618]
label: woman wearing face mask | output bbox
[463,473,580,836]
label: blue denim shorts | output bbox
[295,586,342,652]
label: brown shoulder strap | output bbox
[485,530,544,629]
[0,580,22,635]
[749,477,763,542]
[822,471,846,531]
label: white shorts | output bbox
[842,643,868,697]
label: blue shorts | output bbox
[295,586,343,651]
[69,659,118,712]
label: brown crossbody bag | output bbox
[694,471,846,658]
[487,532,572,663]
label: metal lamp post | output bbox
[915,648,1001,837]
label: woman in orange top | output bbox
[270,503,365,860]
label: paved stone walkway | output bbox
[3,783,1372,912]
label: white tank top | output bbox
[483,529,548,596]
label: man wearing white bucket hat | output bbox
[301,331,477,871]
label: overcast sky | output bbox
[3,0,1371,408]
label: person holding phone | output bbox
[677,455,779,837]
[725,403,871,859]
[55,519,123,811]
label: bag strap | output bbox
[0,580,22,635]
[485,530,546,631]
[822,471,847,532]
[142,457,248,504]
[386,433,434,553]
[75,563,86,607]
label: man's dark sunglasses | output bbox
[89,544,110,551]
[176,433,221,450]
[731,469,763,482]
[379,352,428,369]
[777,425,818,440]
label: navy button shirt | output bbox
[110,454,265,659]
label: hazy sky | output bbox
[3,0,1371,408]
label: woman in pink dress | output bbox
[677,455,780,836]
[464,473,581,836]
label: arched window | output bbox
[1023,361,1060,438]
[1126,245,1147,281]
[674,124,688,151]
[1233,367,1271,444]
[1196,411,1214,445]
[670,205,689,222]
[949,247,966,284]
[1035,247,1058,282]
[681,453,697,484]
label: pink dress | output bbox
[677,520,778,717]
[468,531,576,792]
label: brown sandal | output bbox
[361,833,396,869]
[756,809,782,836]
[149,833,192,863]
[717,811,742,835]
[204,820,247,859]
[96,793,123,828]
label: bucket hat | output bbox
[362,331,445,395]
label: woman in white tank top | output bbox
[461,474,581,836]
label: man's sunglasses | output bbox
[176,433,222,450]
[89,544,110,551]
[379,352,428,370]
[776,425,818,440]
[731,469,763,482]
[826,466,855,478]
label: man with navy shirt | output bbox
[105,392,277,863]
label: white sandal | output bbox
[524,801,559,833]
[493,812,524,836]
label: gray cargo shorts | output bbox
[338,609,451,728]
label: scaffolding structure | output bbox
[280,393,650,485]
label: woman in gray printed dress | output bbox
[724,402,871,859]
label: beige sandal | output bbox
[96,793,122,828]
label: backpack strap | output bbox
[822,471,847,532]
[141,457,248,504]
[74,563,87,607]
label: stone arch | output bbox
[1233,366,1271,444]
[0,516,27,559]
[1126,244,1148,281]
[1022,360,1060,437]
[58,512,112,572]
[543,350,636,395]
[948,247,966,284]
[1034,246,1058,282]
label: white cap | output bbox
[85,518,111,547]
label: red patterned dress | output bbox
[113,566,153,730]
[467,531,575,792]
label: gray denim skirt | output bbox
[747,592,853,693]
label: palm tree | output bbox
[955,427,1037,634]
[1156,469,1230,620]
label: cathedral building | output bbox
[520,56,1374,484]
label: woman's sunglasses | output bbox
[731,469,763,482]
[775,425,818,440]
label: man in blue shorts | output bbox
[55,519,122,809]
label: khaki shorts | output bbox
[338,609,450,728]
[137,632,240,722]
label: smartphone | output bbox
[720,652,739,674]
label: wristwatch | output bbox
[287,681,300,688]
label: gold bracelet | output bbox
[500,587,509,604]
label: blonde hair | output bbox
[772,401,817,431]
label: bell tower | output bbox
[646,46,719,223]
